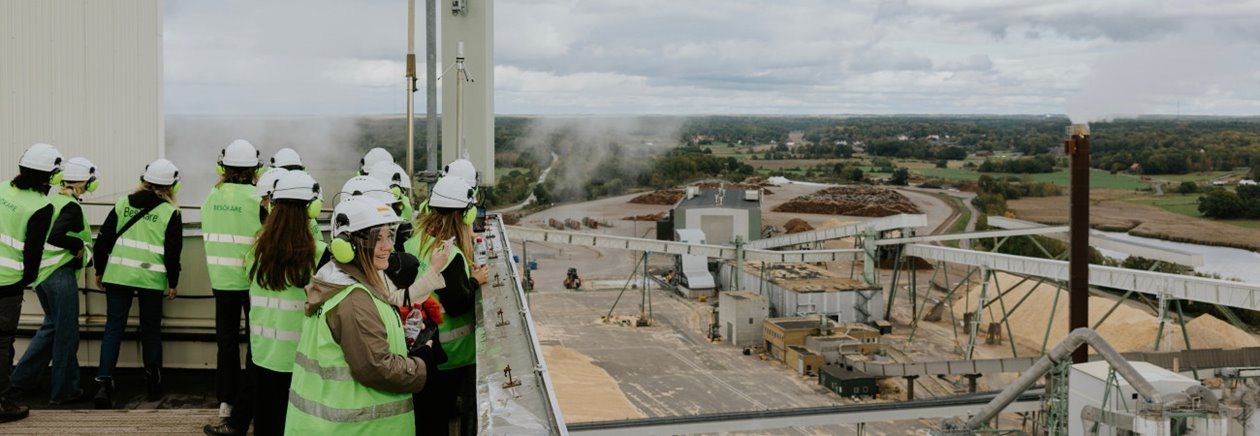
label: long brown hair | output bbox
[340,225,387,290]
[58,180,87,199]
[216,165,257,187]
[137,181,177,205]
[416,208,473,266]
[250,200,317,290]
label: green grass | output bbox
[942,196,971,248]
[1125,193,1260,229]
[915,167,1148,190]
[1152,171,1241,183]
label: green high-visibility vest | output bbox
[249,240,326,372]
[102,197,176,291]
[406,234,476,370]
[201,183,262,290]
[399,200,414,224]
[0,184,51,286]
[34,194,93,286]
[309,218,325,244]
[285,283,414,435]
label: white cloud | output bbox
[162,0,1260,115]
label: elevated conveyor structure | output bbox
[905,244,1260,312]
[507,226,864,263]
[986,216,1204,267]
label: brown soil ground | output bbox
[774,186,922,217]
[1008,190,1260,251]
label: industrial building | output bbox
[819,365,880,398]
[670,186,762,246]
[722,263,884,322]
[762,317,831,363]
[785,345,825,376]
[718,291,769,347]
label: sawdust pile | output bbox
[622,212,665,222]
[542,346,645,423]
[774,186,921,217]
[784,218,815,234]
[628,189,684,205]
[950,272,1259,353]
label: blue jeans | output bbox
[11,266,83,402]
[96,285,164,379]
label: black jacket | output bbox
[94,191,183,288]
[435,254,478,316]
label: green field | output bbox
[1125,193,1260,229]
[1151,171,1242,184]
[916,167,1148,190]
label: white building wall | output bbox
[0,0,163,206]
[441,0,495,185]
[685,208,749,246]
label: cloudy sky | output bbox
[164,0,1260,118]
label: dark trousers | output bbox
[97,285,164,379]
[0,292,23,397]
[233,362,291,436]
[212,289,249,404]
[414,364,476,436]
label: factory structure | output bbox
[6,1,1260,435]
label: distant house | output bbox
[975,150,995,157]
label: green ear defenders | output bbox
[330,213,356,263]
[85,178,99,193]
[390,185,403,200]
[308,198,323,219]
[215,163,226,176]
[463,207,477,225]
[50,170,63,185]
[171,181,182,195]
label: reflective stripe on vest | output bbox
[432,245,476,370]
[203,233,255,245]
[287,389,412,423]
[108,256,168,273]
[251,295,304,311]
[207,256,246,267]
[118,238,164,255]
[101,197,175,291]
[0,234,25,250]
[284,283,414,434]
[251,324,301,342]
[201,184,262,290]
[0,258,19,270]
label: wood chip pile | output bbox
[773,186,921,217]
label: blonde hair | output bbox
[137,181,177,205]
[59,181,87,198]
[416,209,473,265]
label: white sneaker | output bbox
[218,402,233,418]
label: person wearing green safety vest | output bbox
[366,162,415,250]
[285,196,441,436]
[201,139,266,419]
[11,157,98,406]
[93,159,183,409]
[409,175,488,436]
[206,171,330,436]
[0,143,63,423]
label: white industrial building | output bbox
[718,291,768,347]
[720,263,885,323]
[671,186,762,246]
[1069,360,1225,436]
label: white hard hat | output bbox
[367,162,412,190]
[272,170,320,201]
[220,139,261,168]
[271,148,303,169]
[255,168,289,197]
[428,175,474,209]
[332,196,399,238]
[19,143,64,172]
[142,159,181,186]
[63,157,97,182]
[360,148,393,173]
[443,158,478,187]
[340,175,398,205]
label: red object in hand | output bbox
[421,296,443,325]
[398,304,412,321]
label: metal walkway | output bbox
[566,390,1043,435]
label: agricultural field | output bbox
[1123,193,1260,229]
[916,167,1149,190]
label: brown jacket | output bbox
[305,262,427,394]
